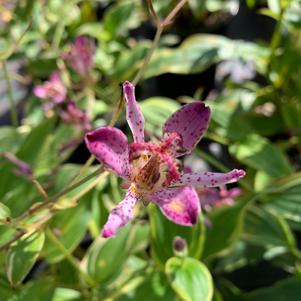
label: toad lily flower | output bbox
[85,81,246,238]
[197,186,241,211]
[61,36,95,78]
[60,101,91,131]
[33,71,66,105]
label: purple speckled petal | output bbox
[85,126,130,178]
[175,169,246,188]
[102,187,140,238]
[123,81,145,143]
[163,102,211,156]
[151,186,200,226]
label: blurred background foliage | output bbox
[0,0,301,300]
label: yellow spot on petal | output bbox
[131,185,137,194]
[130,185,143,197]
[167,199,184,213]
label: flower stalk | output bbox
[132,0,188,85]
[2,60,18,127]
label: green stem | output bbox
[132,0,188,85]
[72,171,109,202]
[132,25,163,85]
[2,60,17,127]
[162,0,188,26]
[70,154,95,186]
[109,92,124,127]
[13,166,104,224]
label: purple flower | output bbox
[61,36,96,78]
[197,186,241,211]
[33,71,66,104]
[85,81,246,238]
[60,101,91,131]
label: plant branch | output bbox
[109,90,124,126]
[69,154,95,185]
[0,231,25,252]
[132,0,188,85]
[162,0,188,27]
[13,166,104,224]
[2,60,17,127]
[146,0,160,26]
[71,171,109,202]
[31,179,49,201]
[132,26,163,85]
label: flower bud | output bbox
[173,236,188,257]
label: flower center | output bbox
[129,137,182,194]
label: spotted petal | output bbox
[151,187,200,226]
[123,81,145,143]
[85,127,130,178]
[102,187,140,238]
[175,169,246,188]
[163,102,210,156]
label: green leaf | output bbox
[115,271,176,301]
[149,205,204,269]
[103,1,137,39]
[0,226,16,246]
[6,279,54,301]
[263,172,301,223]
[140,97,180,136]
[112,42,149,81]
[203,198,248,259]
[16,118,55,172]
[229,134,293,178]
[43,202,90,263]
[144,34,269,79]
[0,203,11,222]
[241,277,301,301]
[267,0,281,14]
[243,207,296,249]
[52,288,81,301]
[84,223,148,284]
[6,231,45,286]
[210,93,255,140]
[0,274,14,300]
[0,127,25,153]
[113,34,268,81]
[188,0,206,18]
[280,98,301,142]
[165,257,213,301]
[214,240,266,274]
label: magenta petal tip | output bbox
[123,81,134,90]
[101,228,115,238]
[235,169,246,178]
